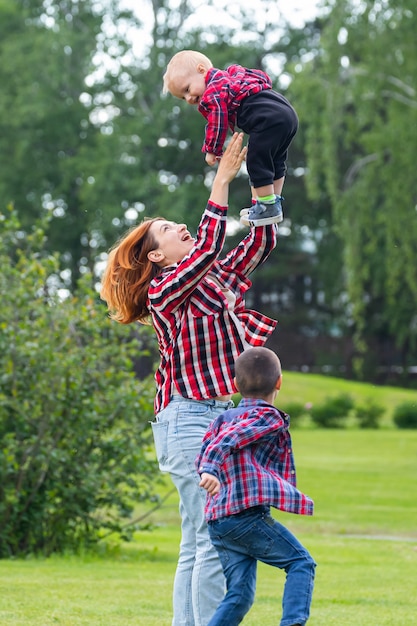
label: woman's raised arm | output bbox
[208,133,247,206]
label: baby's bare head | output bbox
[163,50,213,95]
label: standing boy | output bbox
[163,50,299,227]
[196,347,316,626]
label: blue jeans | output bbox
[151,396,233,626]
[207,506,316,626]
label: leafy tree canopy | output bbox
[290,0,417,374]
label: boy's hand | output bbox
[205,152,218,166]
[199,472,221,495]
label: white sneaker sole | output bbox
[240,213,283,226]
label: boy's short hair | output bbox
[235,347,281,397]
[163,50,213,94]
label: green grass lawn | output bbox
[0,369,416,624]
[1,428,416,625]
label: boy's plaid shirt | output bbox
[198,64,272,157]
[196,398,314,520]
[148,202,278,414]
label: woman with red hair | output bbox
[100,133,279,626]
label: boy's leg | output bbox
[255,510,316,626]
[207,513,259,626]
[208,506,315,626]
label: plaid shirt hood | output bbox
[196,398,314,520]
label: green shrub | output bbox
[393,402,417,429]
[281,401,307,426]
[355,398,385,429]
[310,393,354,428]
[0,207,159,556]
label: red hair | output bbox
[100,218,163,324]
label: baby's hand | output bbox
[205,153,218,166]
[199,472,221,495]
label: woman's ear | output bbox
[147,249,164,264]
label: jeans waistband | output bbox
[232,505,270,516]
[169,395,233,409]
[209,506,271,524]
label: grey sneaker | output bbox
[240,196,283,226]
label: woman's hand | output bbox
[215,133,247,183]
[209,133,247,205]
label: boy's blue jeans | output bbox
[207,506,316,626]
[152,395,233,626]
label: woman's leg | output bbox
[169,459,224,626]
[152,398,229,626]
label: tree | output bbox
[7,0,415,381]
[0,205,158,556]
[0,0,332,273]
[290,0,417,377]
[143,2,349,365]
[0,0,150,284]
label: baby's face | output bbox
[170,66,207,105]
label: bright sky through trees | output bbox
[120,0,322,57]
